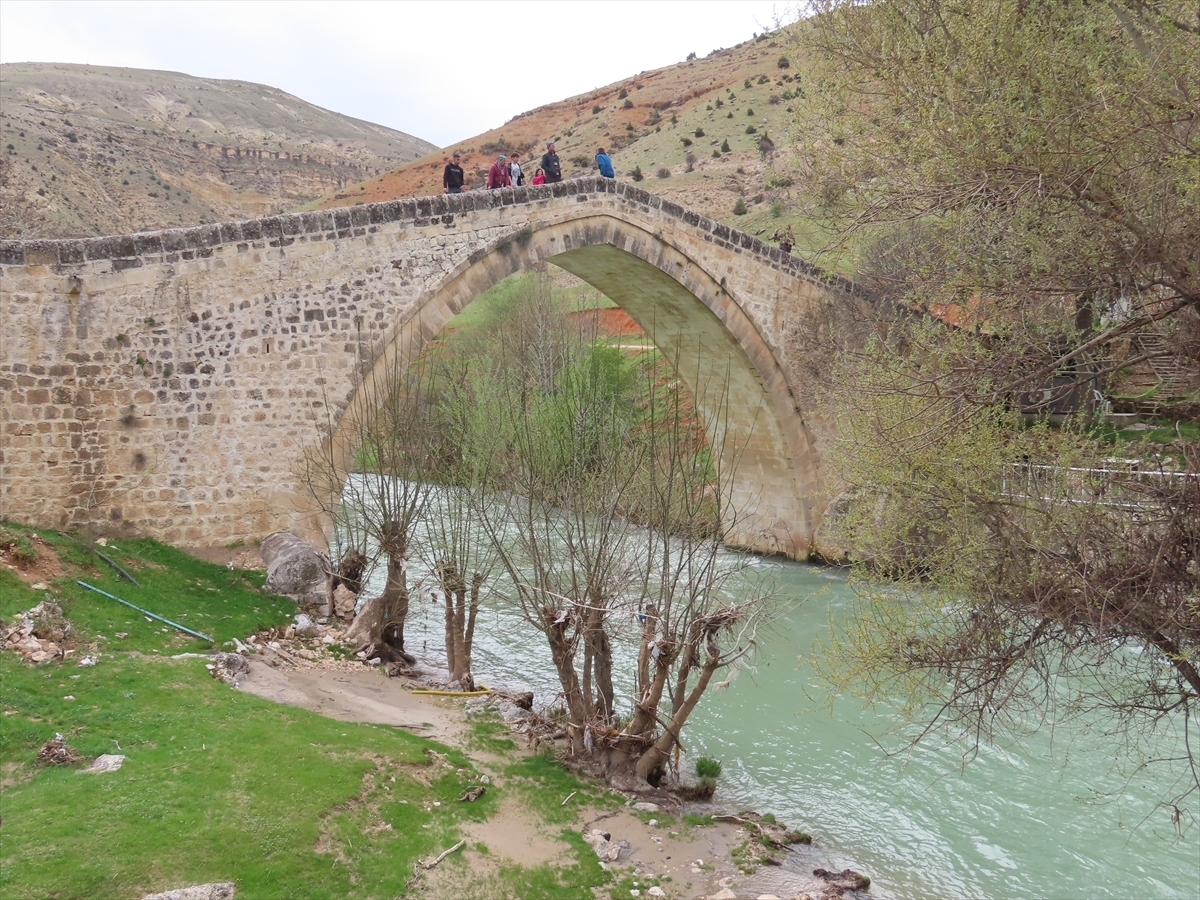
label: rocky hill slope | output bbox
[308,31,837,266]
[0,63,437,237]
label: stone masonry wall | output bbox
[0,178,859,555]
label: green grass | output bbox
[502,750,621,824]
[0,652,482,899]
[0,528,294,653]
[468,714,518,753]
[0,525,613,899]
[1104,419,1198,445]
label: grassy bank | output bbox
[0,525,617,899]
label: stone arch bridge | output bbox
[0,178,859,558]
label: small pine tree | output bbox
[694,127,705,137]
[631,165,644,182]
[733,198,748,215]
[623,99,633,109]
[618,87,628,99]
[720,138,731,153]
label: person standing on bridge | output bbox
[541,141,562,184]
[595,147,615,179]
[443,151,466,194]
[509,153,524,187]
[487,154,511,189]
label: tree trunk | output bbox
[544,608,587,754]
[378,522,409,649]
[635,651,721,782]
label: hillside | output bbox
[0,63,438,237]
[308,32,842,267]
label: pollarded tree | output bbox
[303,342,435,655]
[466,277,768,786]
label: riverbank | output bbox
[0,525,860,900]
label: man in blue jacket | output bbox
[595,148,615,179]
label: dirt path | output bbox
[238,660,464,744]
[235,660,768,899]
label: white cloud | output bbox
[0,0,795,146]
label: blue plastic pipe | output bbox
[76,580,214,642]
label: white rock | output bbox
[708,890,737,900]
[648,889,667,899]
[630,892,640,898]
[83,754,126,773]
[647,818,658,826]
[31,582,48,590]
[756,895,783,900]
[76,655,98,667]
[140,884,235,900]
[633,802,659,812]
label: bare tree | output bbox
[303,340,434,654]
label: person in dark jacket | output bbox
[595,148,615,179]
[487,154,511,189]
[541,141,562,184]
[443,152,466,194]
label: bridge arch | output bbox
[0,179,855,557]
[337,212,821,556]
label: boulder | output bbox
[332,584,359,621]
[344,593,384,645]
[261,532,331,615]
[292,613,320,638]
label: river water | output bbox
[350,487,1199,898]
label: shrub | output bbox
[623,99,633,109]
[712,149,721,158]
[715,98,724,108]
[671,114,678,125]
[771,201,782,217]
[727,112,734,119]
[721,138,731,153]
[745,125,758,134]
[618,87,628,99]
[685,152,697,172]
[752,193,764,204]
[626,123,634,131]
[686,51,697,61]
[656,167,672,179]
[593,105,603,115]
[744,78,752,89]
[733,198,748,215]
[630,165,644,182]
[747,108,755,116]
[681,137,693,147]
[65,132,78,143]
[570,155,590,168]
[768,94,781,105]
[758,74,769,84]
[696,757,723,779]
[777,55,790,68]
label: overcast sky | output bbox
[1,1,796,147]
